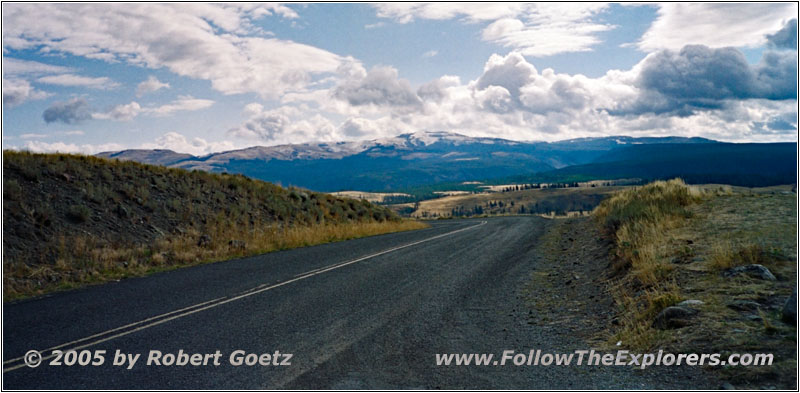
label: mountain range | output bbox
[97,131,793,191]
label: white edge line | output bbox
[3,220,486,373]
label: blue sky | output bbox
[2,3,797,155]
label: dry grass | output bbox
[3,150,430,301]
[594,179,702,285]
[4,219,428,301]
[593,179,796,388]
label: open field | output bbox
[330,191,412,203]
[391,185,625,218]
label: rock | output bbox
[197,234,212,248]
[723,264,776,281]
[782,289,797,325]
[228,239,246,250]
[677,299,704,307]
[721,382,736,390]
[653,306,698,329]
[746,314,762,322]
[727,300,762,312]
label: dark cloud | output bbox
[640,46,755,101]
[754,50,798,100]
[42,98,92,124]
[333,66,421,107]
[766,18,797,50]
[234,112,290,141]
[617,45,796,116]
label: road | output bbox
[3,217,714,389]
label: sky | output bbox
[2,2,798,156]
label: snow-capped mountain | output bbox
[97,131,718,191]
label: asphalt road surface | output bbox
[3,217,713,389]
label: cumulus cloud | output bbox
[622,45,797,116]
[637,3,798,51]
[228,105,346,144]
[417,75,461,102]
[474,52,537,99]
[333,66,422,108]
[136,76,170,97]
[42,98,92,124]
[95,101,143,121]
[21,140,124,155]
[140,132,236,156]
[766,18,798,50]
[338,117,382,138]
[2,3,345,99]
[3,78,50,106]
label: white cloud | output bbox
[292,47,796,143]
[228,105,345,144]
[136,76,170,97]
[374,3,613,56]
[3,78,51,106]
[140,132,236,156]
[2,3,346,99]
[373,3,525,23]
[21,141,124,155]
[94,101,143,121]
[422,50,438,58]
[333,66,422,108]
[36,74,119,89]
[149,96,214,116]
[20,133,47,139]
[95,96,214,121]
[637,3,798,51]
[2,58,72,76]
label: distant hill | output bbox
[518,142,796,187]
[97,132,718,192]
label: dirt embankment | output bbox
[3,151,423,300]
[526,182,796,389]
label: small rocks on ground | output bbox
[677,299,704,307]
[727,300,762,312]
[722,264,776,281]
[653,306,698,330]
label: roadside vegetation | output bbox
[3,151,427,301]
[594,179,796,388]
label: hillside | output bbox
[594,180,796,388]
[3,151,425,300]
[97,132,717,192]
[515,143,796,187]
